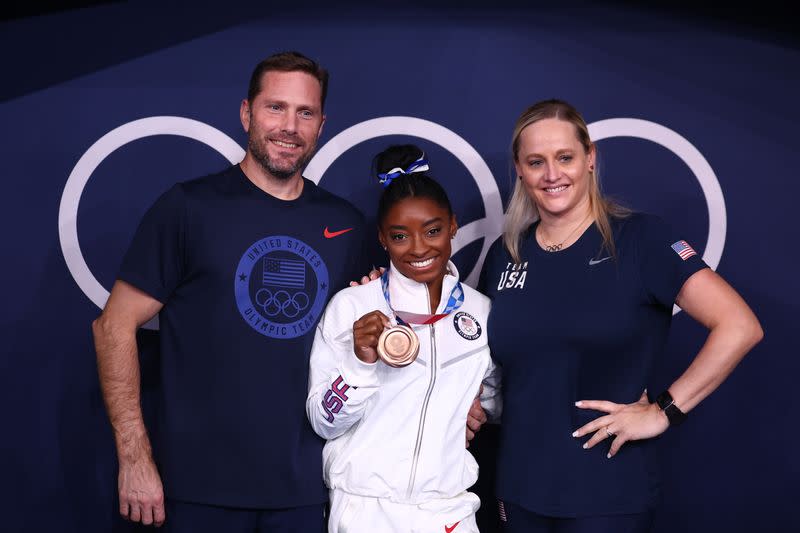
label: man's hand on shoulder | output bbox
[466,385,488,448]
[349,266,386,287]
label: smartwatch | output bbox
[656,390,687,426]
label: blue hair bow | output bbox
[377,155,430,188]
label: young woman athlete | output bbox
[307,144,501,533]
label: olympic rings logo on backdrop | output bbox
[58,117,245,330]
[58,115,727,326]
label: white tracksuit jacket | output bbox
[306,261,501,506]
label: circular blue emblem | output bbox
[453,311,482,341]
[235,236,329,339]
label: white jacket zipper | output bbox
[406,286,438,499]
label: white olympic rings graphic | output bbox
[57,117,245,330]
[589,119,727,315]
[58,115,725,323]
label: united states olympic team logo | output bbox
[454,311,482,341]
[234,236,329,339]
[58,115,726,326]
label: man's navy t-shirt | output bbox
[119,165,365,508]
[480,213,707,516]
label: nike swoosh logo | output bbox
[445,522,460,533]
[589,257,612,265]
[324,227,353,238]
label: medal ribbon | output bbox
[380,269,464,326]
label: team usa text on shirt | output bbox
[497,262,528,291]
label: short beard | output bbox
[248,136,314,181]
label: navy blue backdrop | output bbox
[2,2,797,532]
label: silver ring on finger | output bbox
[605,427,615,437]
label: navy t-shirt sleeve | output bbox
[118,184,187,303]
[477,236,504,297]
[351,212,372,283]
[331,209,369,291]
[637,214,708,308]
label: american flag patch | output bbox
[671,240,697,261]
[263,258,306,288]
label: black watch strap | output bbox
[656,390,687,426]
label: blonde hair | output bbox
[504,99,629,263]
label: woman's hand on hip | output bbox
[572,390,669,458]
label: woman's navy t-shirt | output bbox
[479,213,707,517]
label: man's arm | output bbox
[93,280,165,527]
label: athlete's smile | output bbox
[408,257,437,269]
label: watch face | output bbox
[656,391,686,425]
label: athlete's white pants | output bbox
[328,489,480,533]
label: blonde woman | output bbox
[479,99,762,532]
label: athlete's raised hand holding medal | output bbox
[352,310,391,364]
[353,312,420,367]
[351,147,462,368]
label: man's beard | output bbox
[248,135,315,181]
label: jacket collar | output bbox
[386,260,460,315]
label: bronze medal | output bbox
[377,325,420,367]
